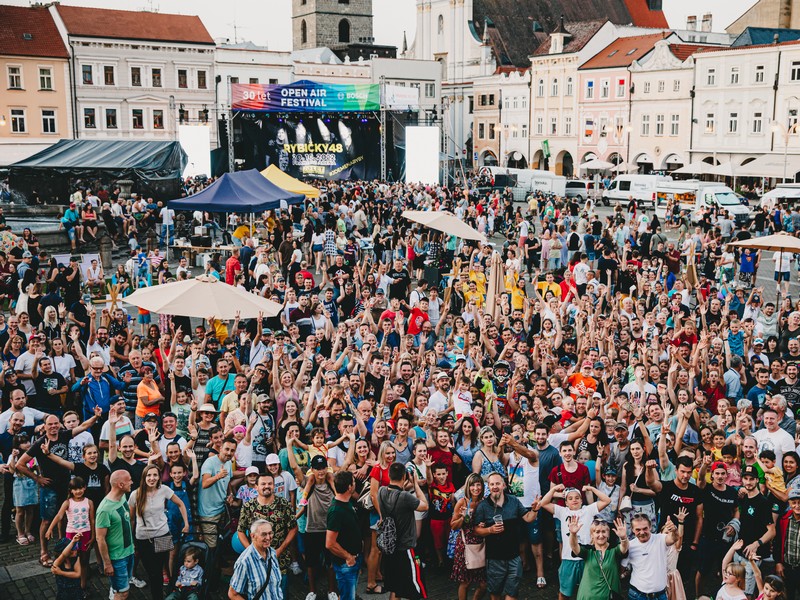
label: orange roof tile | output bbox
[56,5,214,45]
[623,0,668,29]
[669,44,711,61]
[0,5,69,59]
[580,32,671,70]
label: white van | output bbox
[760,184,800,210]
[602,174,672,207]
[479,166,567,197]
[655,180,752,226]
[565,180,607,204]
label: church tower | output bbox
[292,0,374,51]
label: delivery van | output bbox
[655,180,753,226]
[602,174,672,207]
[479,166,567,197]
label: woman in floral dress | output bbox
[450,473,487,600]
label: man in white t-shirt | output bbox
[159,203,176,247]
[428,372,451,415]
[753,404,795,464]
[625,513,677,599]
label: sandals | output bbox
[365,585,384,595]
[16,536,29,546]
[26,534,34,543]
[39,554,54,568]
[537,577,547,588]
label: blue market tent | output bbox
[169,169,304,213]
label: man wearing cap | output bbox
[731,464,776,595]
[567,360,598,400]
[249,394,277,473]
[776,487,800,598]
[428,372,451,415]
[695,458,738,595]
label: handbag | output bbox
[357,484,373,510]
[461,529,486,569]
[152,533,174,553]
[594,548,623,600]
[618,495,632,514]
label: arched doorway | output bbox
[634,152,653,174]
[532,150,545,170]
[608,152,623,166]
[555,150,574,177]
[662,154,683,171]
[480,150,497,166]
[507,151,527,169]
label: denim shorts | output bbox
[486,556,523,597]
[39,486,59,521]
[109,554,135,593]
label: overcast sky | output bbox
[8,0,758,49]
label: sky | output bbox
[7,0,759,49]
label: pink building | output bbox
[577,32,676,171]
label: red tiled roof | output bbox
[56,5,214,45]
[580,32,671,70]
[623,0,669,29]
[669,43,711,61]
[0,5,69,59]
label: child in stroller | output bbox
[166,542,208,600]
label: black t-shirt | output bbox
[327,499,362,564]
[738,493,774,555]
[108,457,146,491]
[364,372,384,401]
[327,264,352,285]
[702,485,738,541]
[387,269,411,300]
[73,461,110,508]
[657,479,703,541]
[32,372,67,412]
[29,429,73,491]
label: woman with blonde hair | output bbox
[471,425,508,479]
[450,473,487,600]
[365,440,396,595]
[129,464,188,599]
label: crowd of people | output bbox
[1,176,800,600]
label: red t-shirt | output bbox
[225,256,241,285]
[548,462,590,505]
[428,446,456,486]
[406,307,429,335]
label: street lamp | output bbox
[772,95,800,182]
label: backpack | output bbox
[376,488,401,555]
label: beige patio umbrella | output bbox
[124,275,283,320]
[580,158,615,171]
[484,251,505,318]
[402,210,487,243]
[671,160,714,176]
[727,233,800,304]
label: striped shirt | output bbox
[229,544,282,600]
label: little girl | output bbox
[718,540,748,600]
[9,433,37,545]
[666,507,688,600]
[46,477,94,594]
[169,383,193,439]
[749,555,787,600]
[51,534,83,600]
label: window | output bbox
[566,77,573,96]
[84,108,96,129]
[478,123,485,139]
[10,109,25,132]
[550,117,557,135]
[753,111,763,133]
[586,80,594,99]
[41,109,56,133]
[339,0,349,3]
[230,77,239,84]
[82,65,93,85]
[438,15,444,34]
[521,124,528,138]
[670,114,679,136]
[537,79,544,97]
[503,97,509,109]
[132,109,144,129]
[673,80,681,92]
[301,20,307,45]
[641,114,650,136]
[39,68,52,90]
[792,61,800,81]
[705,113,715,133]
[153,109,164,129]
[564,116,572,136]
[7,66,22,89]
[131,67,141,86]
[730,67,739,85]
[706,68,716,85]
[755,65,764,83]
[479,94,487,106]
[601,80,609,98]
[178,69,188,89]
[425,83,435,97]
[536,116,543,135]
[644,81,651,94]
[655,114,664,136]
[469,96,474,114]
[339,19,350,43]
[616,78,625,97]
[249,78,259,84]
[488,94,495,106]
[200,106,209,123]
[584,118,594,138]
[511,126,517,138]
[728,112,738,133]
[488,123,495,139]
[657,80,664,93]
[105,108,117,129]
[104,66,115,86]
[551,78,558,96]
[521,97,527,108]
[179,106,189,124]
[152,68,162,87]
[198,70,207,89]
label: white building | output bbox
[215,42,293,111]
[49,5,217,147]
[473,70,529,168]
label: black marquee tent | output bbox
[9,139,187,203]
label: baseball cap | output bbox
[593,361,605,369]
[789,488,800,500]
[455,354,467,362]
[82,293,92,302]
[376,288,385,294]
[265,453,280,466]
[582,359,593,368]
[742,465,759,479]
[753,338,764,345]
[143,412,158,422]
[310,455,328,470]
[614,421,629,431]
[711,461,728,472]
[602,465,617,476]
[21,251,32,259]
[245,466,260,476]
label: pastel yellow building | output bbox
[0,4,72,166]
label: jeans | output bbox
[109,554,135,594]
[628,586,667,600]
[135,537,168,600]
[160,224,174,247]
[333,556,361,600]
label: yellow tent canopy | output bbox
[260,165,320,199]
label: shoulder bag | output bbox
[594,548,623,600]
[461,528,486,569]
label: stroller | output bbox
[166,536,212,599]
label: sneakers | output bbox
[327,593,339,600]
[129,576,148,589]
[290,561,302,575]
[304,593,317,600]
[109,588,115,600]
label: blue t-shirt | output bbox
[197,455,232,518]
[728,330,745,357]
[747,385,768,411]
[204,374,235,409]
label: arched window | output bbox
[551,78,559,96]
[301,19,307,45]
[537,79,544,97]
[339,19,350,43]
[438,15,444,34]
[566,77,574,96]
